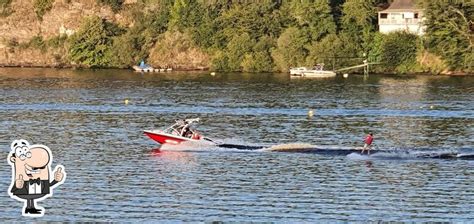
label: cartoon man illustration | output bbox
[7,139,66,217]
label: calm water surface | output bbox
[0,68,473,222]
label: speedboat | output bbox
[144,118,265,150]
[144,118,216,145]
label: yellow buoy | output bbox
[430,105,434,109]
[308,109,314,117]
[125,99,129,105]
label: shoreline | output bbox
[0,64,472,76]
[0,64,210,71]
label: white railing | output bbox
[379,18,421,25]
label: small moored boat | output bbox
[290,64,336,78]
[289,67,308,75]
[133,65,154,72]
[133,60,154,72]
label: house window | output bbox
[414,13,419,19]
[390,13,401,20]
[380,13,388,19]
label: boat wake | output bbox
[159,138,265,152]
[156,141,474,160]
[261,143,316,152]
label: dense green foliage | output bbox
[306,34,343,70]
[68,16,124,67]
[241,36,275,72]
[33,0,54,20]
[109,7,170,67]
[149,30,209,69]
[169,0,204,31]
[47,35,68,49]
[38,0,471,73]
[340,0,376,56]
[272,27,309,71]
[420,0,473,71]
[380,32,419,73]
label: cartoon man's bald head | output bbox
[9,140,52,181]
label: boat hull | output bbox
[133,65,154,72]
[291,71,336,78]
[144,130,214,145]
[289,67,308,75]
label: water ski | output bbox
[347,152,372,160]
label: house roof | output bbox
[380,0,420,12]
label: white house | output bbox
[378,0,425,35]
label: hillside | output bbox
[0,0,471,74]
[1,0,115,67]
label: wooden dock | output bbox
[334,62,380,75]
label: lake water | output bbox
[0,68,472,222]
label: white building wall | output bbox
[378,11,425,35]
[379,24,424,35]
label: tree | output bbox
[188,8,221,48]
[108,33,145,68]
[211,50,230,71]
[68,16,124,67]
[287,0,336,41]
[272,27,310,71]
[225,32,254,71]
[218,3,286,42]
[306,34,343,70]
[148,31,209,69]
[241,51,274,72]
[367,32,384,64]
[106,4,170,68]
[340,0,376,56]
[380,31,419,73]
[169,0,204,31]
[421,0,473,71]
[341,0,376,30]
[328,0,345,28]
[241,36,275,72]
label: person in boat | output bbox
[313,63,324,71]
[182,126,193,138]
[361,132,374,155]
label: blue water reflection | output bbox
[0,68,472,221]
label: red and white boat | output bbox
[144,118,216,145]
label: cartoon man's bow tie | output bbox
[29,178,41,185]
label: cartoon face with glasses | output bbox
[8,139,66,217]
[14,140,31,161]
